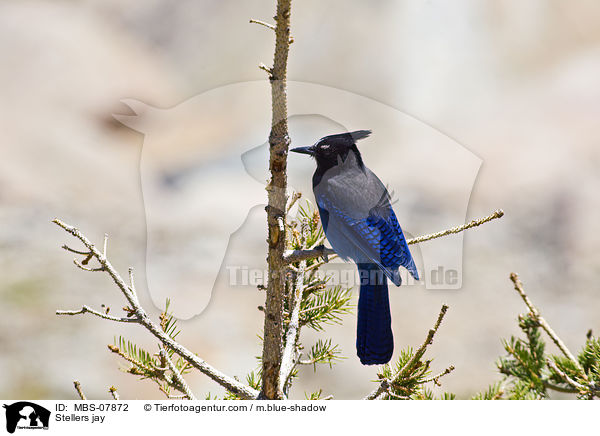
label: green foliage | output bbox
[108,299,193,398]
[304,389,325,400]
[218,371,263,400]
[109,198,600,402]
[485,312,600,399]
[375,346,455,400]
[578,335,600,384]
[112,336,155,377]
[472,381,504,400]
[294,202,325,250]
[159,298,181,341]
[212,200,353,399]
[440,392,456,400]
[378,351,426,400]
[281,200,354,396]
[302,339,343,370]
[497,313,547,398]
[245,370,262,391]
[299,284,353,331]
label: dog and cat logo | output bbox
[2,402,50,433]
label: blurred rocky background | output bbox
[1,0,599,399]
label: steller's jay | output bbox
[291,130,419,365]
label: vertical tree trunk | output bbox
[260,0,292,400]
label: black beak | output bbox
[290,146,314,156]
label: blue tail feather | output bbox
[356,264,394,365]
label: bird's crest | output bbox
[319,130,372,144]
[350,130,372,142]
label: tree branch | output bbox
[509,272,587,380]
[543,381,578,394]
[546,358,587,392]
[249,18,276,30]
[53,219,259,400]
[408,209,504,245]
[286,192,302,214]
[108,386,120,400]
[260,0,292,400]
[258,63,273,76]
[365,304,449,400]
[159,348,197,400]
[279,228,307,395]
[73,380,87,400]
[284,209,504,264]
[57,305,140,323]
[422,365,455,386]
[284,245,336,265]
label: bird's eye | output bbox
[320,144,330,149]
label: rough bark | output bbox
[260,0,292,400]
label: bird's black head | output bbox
[291,130,371,171]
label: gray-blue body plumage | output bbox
[291,130,418,365]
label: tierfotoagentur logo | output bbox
[2,402,50,433]
[225,265,462,288]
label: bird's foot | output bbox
[314,244,329,262]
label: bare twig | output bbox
[365,305,449,400]
[279,223,308,395]
[284,209,504,264]
[127,267,139,303]
[73,259,105,272]
[408,209,504,245]
[422,365,455,386]
[54,219,259,400]
[102,233,108,257]
[159,348,197,400]
[543,382,578,394]
[286,192,302,213]
[73,380,87,400]
[108,386,120,400]
[260,0,292,400]
[387,392,410,400]
[57,305,140,323]
[54,220,139,310]
[546,359,587,392]
[509,273,587,379]
[249,18,276,30]
[249,18,293,44]
[62,245,89,255]
[284,245,336,265]
[258,63,273,76]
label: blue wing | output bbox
[316,192,419,285]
